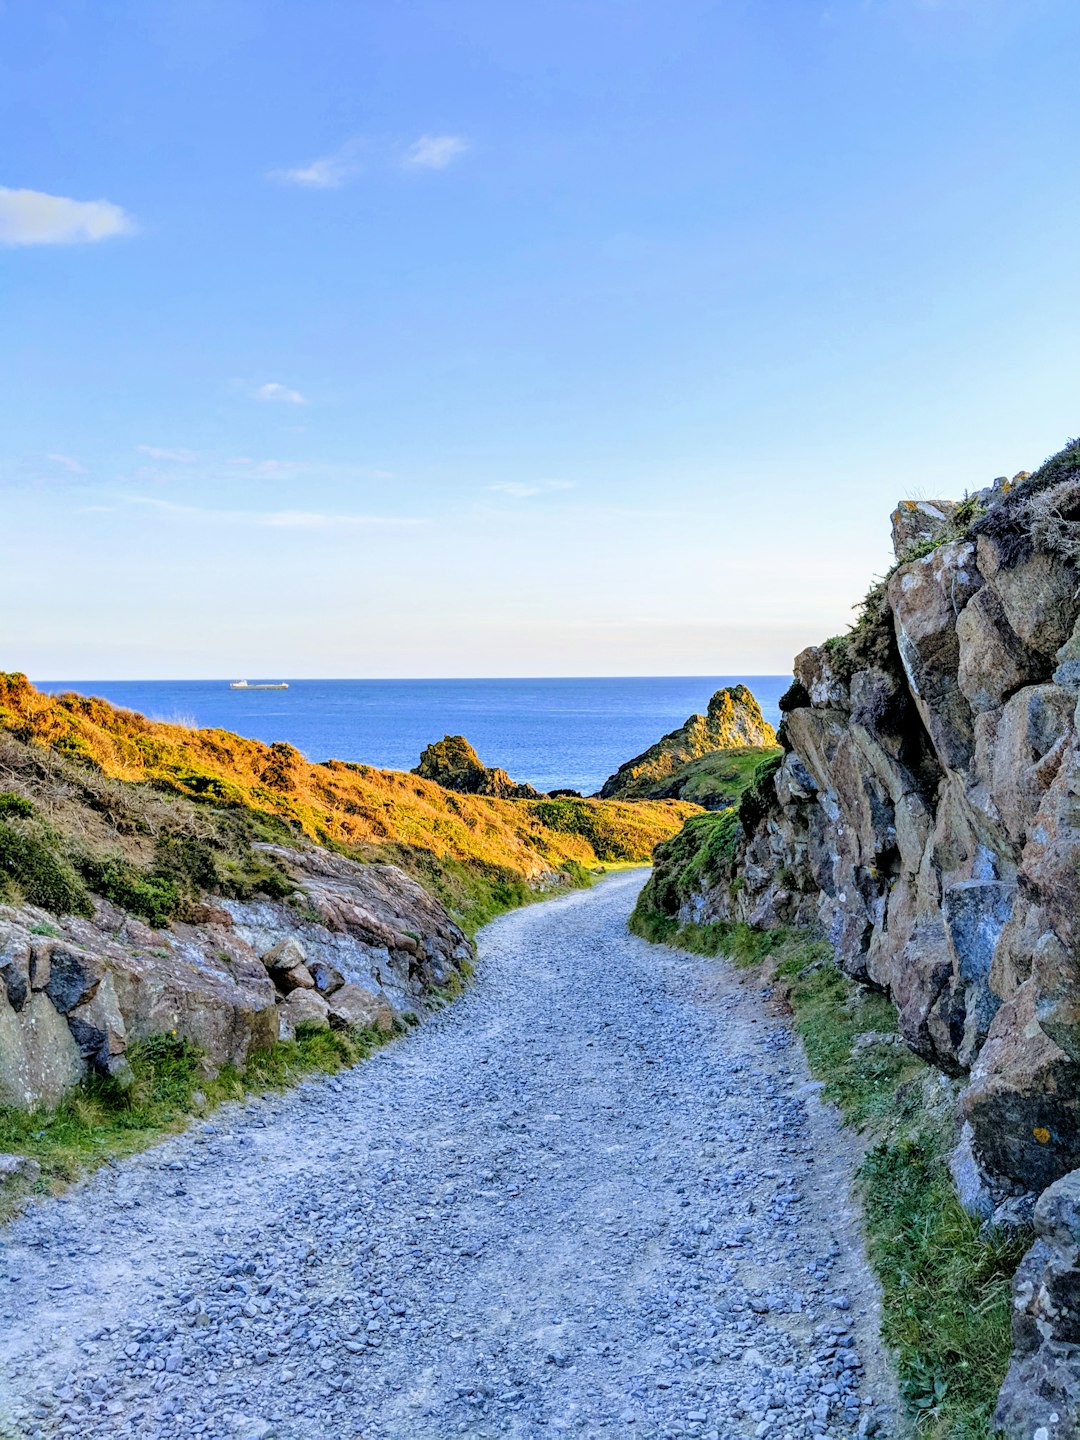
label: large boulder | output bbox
[327,983,394,1034]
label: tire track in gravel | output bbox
[0,871,899,1440]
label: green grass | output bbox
[638,919,1029,1439]
[0,1022,400,1220]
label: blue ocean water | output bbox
[33,676,790,795]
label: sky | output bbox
[2,0,1079,679]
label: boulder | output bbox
[963,980,1080,1191]
[890,499,959,561]
[308,959,345,996]
[276,962,315,993]
[0,1153,41,1196]
[0,989,85,1108]
[262,937,307,976]
[327,983,394,1035]
[278,988,331,1041]
[978,533,1080,659]
[994,1168,1080,1440]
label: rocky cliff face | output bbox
[648,442,1080,1437]
[412,734,540,799]
[598,684,778,799]
[0,844,471,1109]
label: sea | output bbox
[33,677,790,796]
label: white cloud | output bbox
[46,453,85,474]
[125,496,427,530]
[255,382,307,406]
[487,480,574,498]
[270,142,363,189]
[403,135,469,170]
[0,187,134,246]
[138,445,199,463]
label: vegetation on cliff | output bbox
[598,684,778,800]
[0,674,693,935]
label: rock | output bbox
[43,943,105,1014]
[327,984,395,1034]
[0,931,30,1011]
[0,989,85,1107]
[0,1153,41,1194]
[278,989,331,1041]
[949,1121,995,1222]
[262,938,307,976]
[66,972,128,1073]
[276,963,315,993]
[413,735,539,799]
[994,1168,1080,1439]
[890,499,959,561]
[308,959,344,996]
[888,541,981,771]
[599,685,778,799]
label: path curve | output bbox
[0,872,896,1440]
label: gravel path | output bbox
[0,872,897,1440]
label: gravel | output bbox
[0,871,898,1439]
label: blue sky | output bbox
[3,0,1079,678]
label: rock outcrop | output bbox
[412,734,540,799]
[643,440,1080,1435]
[0,844,471,1107]
[598,685,778,799]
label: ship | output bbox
[229,680,289,690]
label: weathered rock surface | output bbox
[412,734,539,799]
[890,498,960,560]
[599,684,778,799]
[655,448,1080,1433]
[0,846,470,1108]
[995,1167,1080,1440]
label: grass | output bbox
[0,674,694,935]
[636,918,1030,1439]
[650,745,782,808]
[0,1022,400,1221]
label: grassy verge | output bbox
[639,918,1030,1440]
[0,1020,407,1222]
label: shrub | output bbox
[0,817,93,916]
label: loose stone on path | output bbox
[0,872,897,1439]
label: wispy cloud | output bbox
[228,457,305,479]
[125,496,427,530]
[403,135,469,170]
[270,141,364,189]
[0,187,135,246]
[255,382,307,406]
[487,480,574,498]
[46,453,85,474]
[138,444,199,463]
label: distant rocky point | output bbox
[413,734,540,800]
[598,684,778,801]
